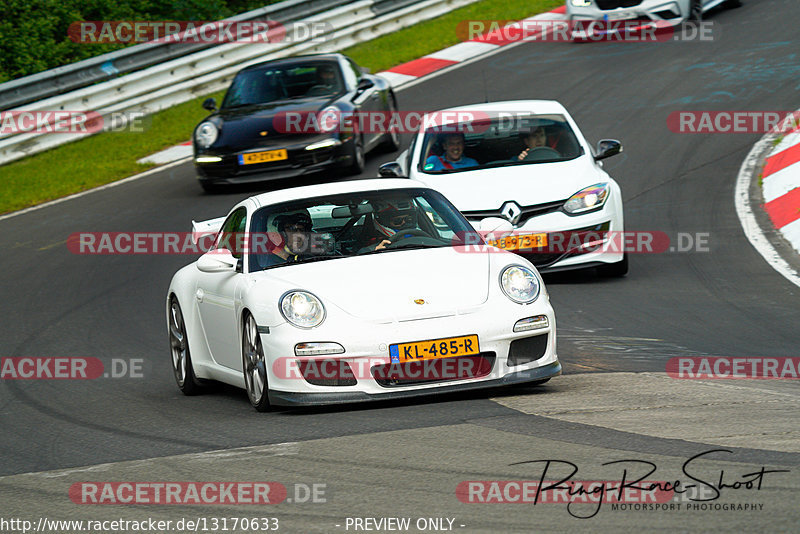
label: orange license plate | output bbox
[389,335,479,363]
[238,149,288,165]
[489,233,548,251]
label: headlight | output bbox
[317,107,340,134]
[280,291,325,328]
[195,122,218,148]
[563,183,609,214]
[571,0,592,6]
[500,265,540,304]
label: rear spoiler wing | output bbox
[191,216,225,245]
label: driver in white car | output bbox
[370,200,420,251]
[516,126,548,161]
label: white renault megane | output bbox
[379,100,627,276]
[167,179,560,410]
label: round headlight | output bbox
[500,265,540,304]
[317,107,340,133]
[195,122,218,148]
[280,291,325,328]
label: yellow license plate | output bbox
[238,149,288,165]
[390,335,479,363]
[489,233,548,251]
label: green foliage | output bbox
[0,0,282,81]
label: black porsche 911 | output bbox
[192,53,399,192]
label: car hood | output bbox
[416,156,601,211]
[212,97,337,147]
[264,247,490,322]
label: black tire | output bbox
[688,0,702,21]
[199,180,222,194]
[168,297,204,395]
[597,253,629,277]
[242,312,271,412]
[380,96,401,152]
[345,134,366,176]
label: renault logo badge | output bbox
[500,201,522,225]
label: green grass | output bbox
[0,0,563,215]
[342,0,563,73]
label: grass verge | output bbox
[0,0,562,215]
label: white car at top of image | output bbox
[379,100,628,276]
[166,179,560,411]
[566,0,742,30]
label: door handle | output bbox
[195,289,204,302]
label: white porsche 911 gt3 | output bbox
[379,101,627,276]
[167,179,560,410]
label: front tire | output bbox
[688,0,702,21]
[345,134,366,176]
[169,297,203,395]
[380,97,401,152]
[242,312,270,412]
[597,252,629,277]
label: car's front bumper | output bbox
[468,195,625,273]
[194,135,356,185]
[568,0,689,25]
[260,295,559,406]
[268,361,561,406]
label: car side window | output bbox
[216,207,247,260]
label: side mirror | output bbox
[378,162,406,178]
[594,139,622,161]
[202,98,218,112]
[477,217,514,234]
[197,248,238,273]
[356,78,374,92]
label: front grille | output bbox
[595,0,643,9]
[463,200,565,227]
[507,334,549,367]
[372,354,495,387]
[297,359,357,386]
[293,147,334,167]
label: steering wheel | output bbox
[306,85,332,97]
[387,229,429,244]
[523,146,561,161]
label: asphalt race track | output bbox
[1,0,798,531]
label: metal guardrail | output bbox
[0,0,480,165]
[0,0,352,111]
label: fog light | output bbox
[195,156,222,163]
[305,139,340,151]
[294,342,345,356]
[514,315,549,332]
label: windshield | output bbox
[221,61,343,108]
[248,188,480,272]
[418,114,582,173]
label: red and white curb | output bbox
[380,5,567,86]
[138,6,568,166]
[761,124,800,254]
